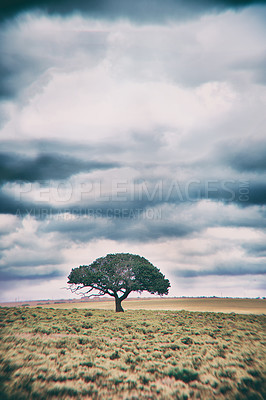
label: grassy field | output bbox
[0,305,265,399]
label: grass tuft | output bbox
[167,367,198,383]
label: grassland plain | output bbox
[36,298,266,314]
[0,306,265,400]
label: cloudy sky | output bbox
[0,0,266,301]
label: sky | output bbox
[0,0,266,301]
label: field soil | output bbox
[1,297,265,314]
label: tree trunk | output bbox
[115,297,124,312]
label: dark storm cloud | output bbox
[40,212,195,243]
[1,172,265,218]
[242,242,266,257]
[0,268,63,281]
[0,152,118,184]
[244,182,266,206]
[1,0,266,22]
[0,190,38,215]
[0,229,65,282]
[223,140,266,172]
[125,178,266,208]
[1,254,62,268]
[0,25,108,100]
[201,179,266,207]
[175,261,266,277]
[207,139,266,207]
[0,52,48,99]
[0,150,119,216]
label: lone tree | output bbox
[68,253,170,312]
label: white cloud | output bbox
[2,9,266,147]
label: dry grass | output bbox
[0,306,265,399]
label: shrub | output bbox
[192,357,202,370]
[218,369,236,379]
[248,369,261,377]
[46,385,79,396]
[55,339,67,349]
[84,372,104,382]
[127,379,137,390]
[80,361,94,368]
[140,375,150,385]
[85,312,93,317]
[82,323,93,329]
[216,346,226,358]
[78,337,90,345]
[147,367,159,374]
[125,356,136,365]
[169,343,180,350]
[167,368,198,383]
[111,377,124,385]
[181,337,193,345]
[110,350,120,360]
[219,384,232,394]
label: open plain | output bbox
[0,298,265,399]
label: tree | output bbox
[68,253,170,312]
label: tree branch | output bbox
[83,293,106,298]
[67,282,118,300]
[119,289,131,301]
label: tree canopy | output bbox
[68,253,170,312]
